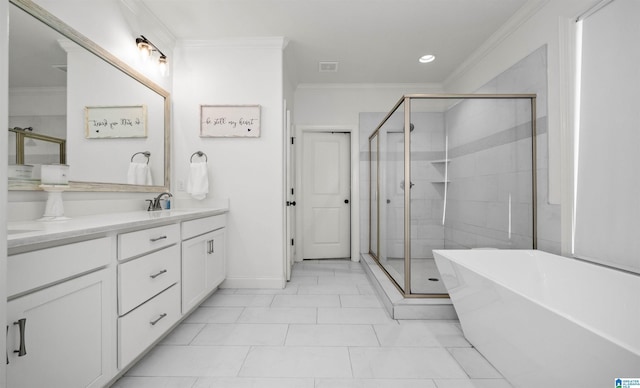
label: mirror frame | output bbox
[8,0,171,193]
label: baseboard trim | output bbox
[220,277,286,289]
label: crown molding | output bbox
[9,87,66,96]
[444,0,550,88]
[119,0,176,51]
[296,82,443,91]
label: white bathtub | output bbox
[433,249,640,388]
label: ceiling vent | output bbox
[318,61,338,72]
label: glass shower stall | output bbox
[368,94,537,297]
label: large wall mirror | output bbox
[8,0,170,192]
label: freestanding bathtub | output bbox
[433,249,640,388]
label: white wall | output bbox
[172,38,286,288]
[295,83,442,127]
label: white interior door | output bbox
[302,132,351,259]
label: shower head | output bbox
[387,123,415,133]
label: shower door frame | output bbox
[368,93,538,298]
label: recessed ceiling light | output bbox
[419,54,436,64]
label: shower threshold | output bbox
[361,254,457,320]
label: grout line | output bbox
[235,345,253,378]
[346,346,355,378]
[371,324,382,347]
[283,323,291,346]
[235,306,245,323]
[187,322,207,346]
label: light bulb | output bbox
[158,56,168,76]
[137,38,152,61]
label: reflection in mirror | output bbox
[8,0,170,192]
[8,127,66,165]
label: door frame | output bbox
[284,107,295,281]
[296,125,359,262]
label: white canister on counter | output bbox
[40,164,70,185]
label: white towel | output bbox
[187,161,209,200]
[127,162,153,185]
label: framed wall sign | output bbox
[200,105,261,138]
[85,105,147,138]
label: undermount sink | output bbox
[147,209,191,218]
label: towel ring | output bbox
[190,151,208,163]
[131,151,151,164]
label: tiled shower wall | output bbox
[444,46,560,253]
[360,45,561,256]
[444,98,534,249]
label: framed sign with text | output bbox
[85,105,147,138]
[200,105,261,138]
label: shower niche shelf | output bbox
[431,159,450,184]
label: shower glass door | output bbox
[408,98,448,294]
[369,135,378,257]
[369,101,407,290]
[369,94,537,298]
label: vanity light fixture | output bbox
[419,54,436,63]
[136,35,168,76]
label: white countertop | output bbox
[7,207,228,251]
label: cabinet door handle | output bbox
[13,318,27,357]
[150,313,167,326]
[149,269,168,279]
[149,235,167,242]
[6,325,9,365]
[211,240,215,254]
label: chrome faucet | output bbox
[147,192,172,211]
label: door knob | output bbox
[344,199,349,204]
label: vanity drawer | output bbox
[182,214,226,240]
[118,223,179,261]
[118,284,180,369]
[8,236,111,298]
[118,244,180,315]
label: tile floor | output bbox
[112,259,512,388]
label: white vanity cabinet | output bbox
[6,208,229,386]
[181,215,226,314]
[6,237,113,388]
[117,224,181,369]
